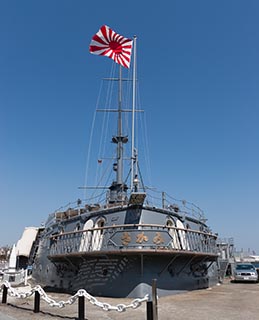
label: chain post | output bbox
[146,300,153,320]
[34,291,40,313]
[78,295,85,320]
[2,285,8,304]
[152,279,158,320]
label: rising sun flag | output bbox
[89,25,133,68]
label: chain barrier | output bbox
[0,281,149,312]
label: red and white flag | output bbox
[89,25,133,68]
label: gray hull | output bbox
[33,253,219,297]
[32,205,219,297]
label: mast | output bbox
[88,26,138,204]
[109,65,128,203]
[116,65,123,185]
[106,34,139,203]
[131,36,137,191]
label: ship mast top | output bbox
[109,36,138,203]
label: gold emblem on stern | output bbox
[136,232,148,244]
[121,232,131,246]
[153,232,165,245]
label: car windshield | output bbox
[236,264,254,270]
[252,263,259,268]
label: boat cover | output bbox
[16,227,38,257]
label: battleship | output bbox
[19,26,219,297]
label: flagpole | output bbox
[131,36,137,191]
[117,64,123,186]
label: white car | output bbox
[234,263,258,282]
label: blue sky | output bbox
[1,1,259,253]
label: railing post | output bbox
[146,300,153,320]
[78,295,85,320]
[152,279,158,320]
[34,291,40,313]
[2,285,8,304]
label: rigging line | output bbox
[142,110,153,188]
[91,155,114,200]
[102,166,113,190]
[97,80,108,163]
[82,190,107,202]
[89,159,114,204]
[54,200,79,213]
[83,82,103,199]
[96,192,108,205]
[147,187,166,194]
[137,162,146,192]
[136,79,152,190]
[124,166,131,185]
[145,189,164,207]
[163,192,205,217]
[146,193,164,202]
[95,63,117,188]
[123,63,132,137]
[164,192,197,207]
[97,63,116,184]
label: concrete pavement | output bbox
[0,279,259,319]
[0,312,17,320]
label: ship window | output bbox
[124,208,141,227]
[166,218,176,234]
[79,219,94,252]
[58,226,64,234]
[92,217,106,251]
[97,218,105,233]
[166,217,176,228]
[166,217,181,250]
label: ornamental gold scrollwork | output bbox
[136,232,148,244]
[153,232,165,245]
[121,232,131,246]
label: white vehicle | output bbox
[234,263,258,282]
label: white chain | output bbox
[0,281,149,312]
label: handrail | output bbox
[49,190,207,225]
[49,223,217,240]
[48,223,218,257]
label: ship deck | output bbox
[47,223,218,260]
[48,248,218,261]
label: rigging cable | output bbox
[83,81,103,199]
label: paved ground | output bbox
[0,314,16,320]
[0,279,259,319]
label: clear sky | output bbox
[1,1,259,253]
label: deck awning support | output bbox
[158,254,179,276]
[176,255,196,276]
